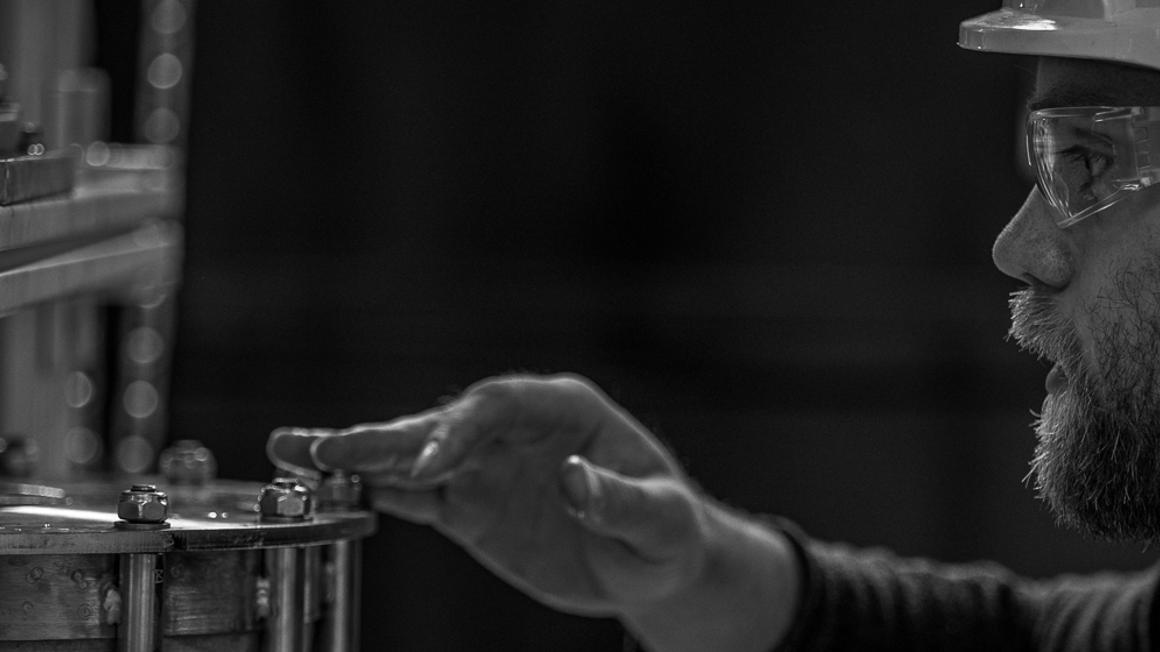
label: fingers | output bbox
[266,427,335,476]
[403,382,515,481]
[309,411,441,473]
[271,373,616,481]
[268,407,443,476]
[269,420,450,528]
[558,456,697,560]
[406,373,610,482]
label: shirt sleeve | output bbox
[771,519,1160,652]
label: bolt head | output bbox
[117,486,169,523]
[258,478,313,520]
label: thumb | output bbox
[558,455,696,557]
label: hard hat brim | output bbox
[960,8,1160,72]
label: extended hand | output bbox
[267,373,800,652]
[267,374,708,616]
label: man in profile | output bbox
[270,2,1160,649]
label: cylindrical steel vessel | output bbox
[0,478,376,651]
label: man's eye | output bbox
[1059,145,1111,183]
[1054,145,1113,203]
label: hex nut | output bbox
[317,472,362,511]
[117,485,169,523]
[158,439,217,484]
[258,478,313,520]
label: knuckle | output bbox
[547,373,596,396]
[342,422,380,435]
[471,375,519,396]
[467,376,523,411]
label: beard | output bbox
[1009,271,1160,544]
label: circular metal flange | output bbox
[0,478,377,554]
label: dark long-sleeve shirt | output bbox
[775,521,1159,651]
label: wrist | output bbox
[621,500,801,652]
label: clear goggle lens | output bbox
[1026,106,1160,227]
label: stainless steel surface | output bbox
[302,545,321,649]
[0,478,376,650]
[0,169,179,253]
[0,553,117,641]
[319,539,360,652]
[0,8,375,651]
[265,547,303,652]
[0,220,182,315]
[0,479,376,554]
[162,550,259,637]
[118,553,157,652]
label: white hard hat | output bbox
[960,0,1160,71]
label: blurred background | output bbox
[94,0,1160,649]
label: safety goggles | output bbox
[1026,106,1160,227]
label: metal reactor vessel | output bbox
[0,457,376,651]
[0,3,378,650]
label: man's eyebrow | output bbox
[1026,88,1121,112]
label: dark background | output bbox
[113,2,1160,649]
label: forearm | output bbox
[621,502,802,652]
[773,537,1158,652]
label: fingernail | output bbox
[267,428,316,477]
[410,439,441,478]
[560,456,600,519]
[309,437,336,472]
[560,457,587,518]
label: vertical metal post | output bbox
[118,553,157,652]
[266,546,304,652]
[321,539,361,652]
[347,539,362,652]
[302,545,320,651]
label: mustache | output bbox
[1008,287,1083,371]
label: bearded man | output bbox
[269,2,1160,650]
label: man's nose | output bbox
[992,189,1074,289]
